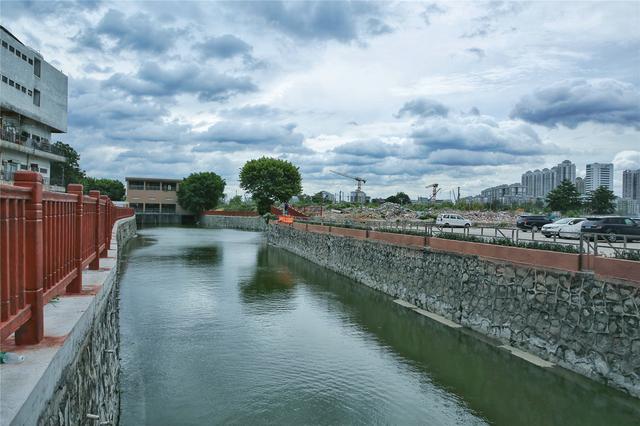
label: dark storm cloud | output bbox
[421,3,446,26]
[93,9,183,53]
[511,79,640,129]
[332,140,404,159]
[395,98,449,118]
[232,0,388,42]
[195,35,253,59]
[191,121,305,152]
[466,47,485,59]
[1,0,101,19]
[105,62,257,102]
[366,18,393,36]
[410,115,544,157]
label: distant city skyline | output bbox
[3,0,639,198]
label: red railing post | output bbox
[67,184,84,293]
[89,190,101,270]
[100,195,109,258]
[14,172,44,345]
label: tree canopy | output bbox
[545,180,582,213]
[50,141,85,186]
[177,172,226,214]
[385,192,411,205]
[239,157,302,215]
[82,177,126,201]
[588,186,616,214]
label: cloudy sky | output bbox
[5,0,640,199]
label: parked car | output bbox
[581,216,640,242]
[557,218,587,239]
[516,214,552,232]
[436,214,472,228]
[541,217,585,237]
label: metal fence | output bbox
[299,216,640,259]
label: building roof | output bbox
[125,177,182,183]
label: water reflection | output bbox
[119,228,640,426]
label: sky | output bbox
[4,0,640,199]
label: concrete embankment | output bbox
[267,224,640,398]
[200,214,267,231]
[1,217,137,426]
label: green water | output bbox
[119,227,640,425]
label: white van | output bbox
[436,214,472,228]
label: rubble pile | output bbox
[319,202,520,225]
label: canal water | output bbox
[119,227,640,425]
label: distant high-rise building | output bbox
[575,177,585,194]
[521,160,578,199]
[555,160,576,184]
[585,163,614,192]
[622,169,640,199]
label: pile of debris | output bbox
[319,202,520,226]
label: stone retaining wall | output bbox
[35,217,137,426]
[268,224,640,398]
[200,214,267,231]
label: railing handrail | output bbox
[0,172,134,345]
[297,217,640,259]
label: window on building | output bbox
[130,203,144,212]
[20,164,27,170]
[15,49,21,57]
[1,76,6,83]
[21,54,26,61]
[33,89,40,106]
[162,182,176,191]
[9,45,14,53]
[144,203,160,213]
[128,181,145,190]
[145,182,160,191]
[27,90,32,96]
[1,41,7,48]
[161,204,176,213]
[21,87,26,93]
[34,58,41,77]
[40,168,48,174]
[15,83,20,90]
[9,79,14,86]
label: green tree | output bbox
[588,186,616,214]
[82,177,126,201]
[385,192,411,205]
[545,180,582,213]
[227,195,255,211]
[50,142,85,186]
[239,157,302,215]
[177,172,226,214]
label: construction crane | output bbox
[330,170,366,192]
[426,183,441,201]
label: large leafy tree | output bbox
[385,192,411,205]
[239,157,302,215]
[588,186,616,214]
[177,172,226,214]
[545,180,582,212]
[82,177,126,201]
[50,141,85,186]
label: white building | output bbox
[622,169,640,200]
[585,163,613,193]
[0,26,67,190]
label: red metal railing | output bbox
[0,172,135,345]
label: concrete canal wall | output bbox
[267,224,640,398]
[200,214,267,231]
[3,217,136,426]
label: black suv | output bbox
[516,215,552,232]
[581,216,640,241]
